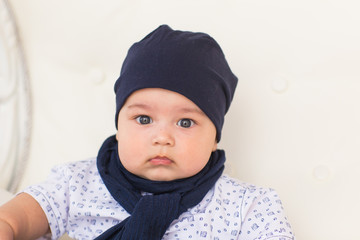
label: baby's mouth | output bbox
[149,156,173,165]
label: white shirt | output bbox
[24,158,295,240]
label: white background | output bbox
[6,0,360,239]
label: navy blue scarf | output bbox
[95,135,225,240]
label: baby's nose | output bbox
[151,126,175,146]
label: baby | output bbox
[0,25,295,240]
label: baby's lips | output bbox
[149,156,173,165]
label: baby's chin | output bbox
[140,172,195,182]
[142,174,180,182]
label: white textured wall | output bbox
[8,0,360,239]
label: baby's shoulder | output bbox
[50,158,98,176]
[215,174,265,192]
[44,158,100,186]
[214,175,281,204]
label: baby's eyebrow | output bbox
[126,103,152,110]
[178,107,205,116]
[126,103,205,115]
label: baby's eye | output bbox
[177,119,194,128]
[135,115,153,125]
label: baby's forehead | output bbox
[125,88,202,111]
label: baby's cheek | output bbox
[186,160,208,175]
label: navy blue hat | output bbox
[114,25,237,142]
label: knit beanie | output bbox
[114,25,237,142]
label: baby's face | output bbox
[116,88,217,181]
